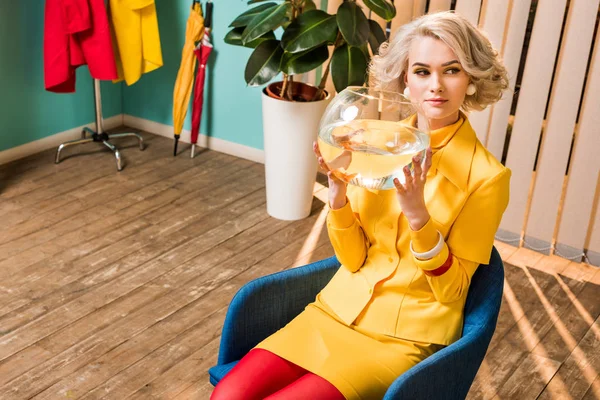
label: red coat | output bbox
[44,0,118,93]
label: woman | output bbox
[212,11,510,400]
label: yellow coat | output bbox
[109,0,163,85]
[319,115,511,346]
[256,115,510,399]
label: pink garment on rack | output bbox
[44,0,118,93]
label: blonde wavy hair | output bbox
[369,11,509,112]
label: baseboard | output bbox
[123,114,265,164]
[0,115,123,166]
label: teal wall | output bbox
[0,1,122,153]
[123,0,265,150]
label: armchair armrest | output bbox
[217,256,340,366]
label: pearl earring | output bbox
[403,87,411,98]
[466,83,476,96]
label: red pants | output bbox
[211,349,346,400]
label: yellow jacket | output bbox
[318,116,511,345]
[109,0,163,85]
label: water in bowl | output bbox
[318,119,429,190]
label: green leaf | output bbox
[281,5,293,29]
[281,44,329,75]
[225,27,276,48]
[247,0,280,4]
[336,2,370,47]
[245,40,284,86]
[303,0,317,11]
[225,27,245,46]
[242,2,292,45]
[281,10,338,53]
[331,44,368,92]
[359,43,369,59]
[248,31,277,48]
[229,3,277,28]
[368,19,386,55]
[363,0,396,21]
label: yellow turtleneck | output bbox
[429,115,465,150]
[405,112,465,151]
[406,113,465,253]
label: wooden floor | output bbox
[0,131,598,399]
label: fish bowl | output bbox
[317,86,429,190]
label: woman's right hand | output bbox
[313,141,348,210]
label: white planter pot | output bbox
[261,87,331,220]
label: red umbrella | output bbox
[190,1,213,158]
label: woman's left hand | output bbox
[393,147,433,231]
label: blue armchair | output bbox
[209,247,505,399]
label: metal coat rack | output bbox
[55,79,144,171]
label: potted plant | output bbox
[225,0,396,220]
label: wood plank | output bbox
[0,144,112,201]
[493,239,518,261]
[389,0,414,38]
[524,0,600,248]
[590,267,600,286]
[0,176,266,341]
[496,353,561,399]
[0,150,235,273]
[173,381,215,400]
[561,261,600,283]
[505,246,544,269]
[0,187,180,283]
[34,308,226,400]
[537,314,600,399]
[467,0,510,145]
[9,202,325,398]
[427,0,451,13]
[468,260,589,397]
[0,134,160,212]
[81,217,331,399]
[0,173,267,371]
[587,192,600,267]
[500,0,568,238]
[125,336,222,400]
[498,265,587,354]
[289,240,335,269]
[0,159,261,297]
[467,340,528,399]
[528,254,571,276]
[0,150,225,261]
[581,374,600,400]
[0,205,274,396]
[454,0,482,26]
[531,278,600,363]
[1,133,161,199]
[0,148,219,247]
[486,0,533,160]
[413,0,427,16]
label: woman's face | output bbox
[404,36,470,130]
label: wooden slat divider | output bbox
[427,0,452,13]
[485,0,532,160]
[454,0,482,25]
[524,0,600,253]
[499,0,569,243]
[467,0,511,144]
